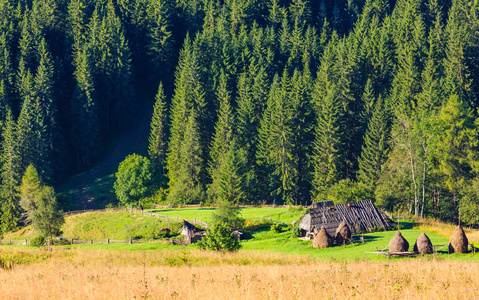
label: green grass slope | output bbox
[149,207,305,224]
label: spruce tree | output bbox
[211,139,246,229]
[207,70,234,203]
[146,0,174,85]
[148,82,168,187]
[311,86,344,200]
[167,109,205,204]
[357,97,390,190]
[256,72,297,205]
[0,109,20,232]
[19,164,43,225]
[70,44,100,170]
[33,38,57,182]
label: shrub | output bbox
[30,235,46,247]
[270,223,282,233]
[197,222,241,252]
[291,226,301,238]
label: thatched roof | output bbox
[299,199,394,236]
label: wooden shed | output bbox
[180,220,206,244]
[299,199,394,237]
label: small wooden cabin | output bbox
[180,220,206,244]
[299,199,394,237]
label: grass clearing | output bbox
[149,207,305,224]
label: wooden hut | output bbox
[298,199,394,237]
[180,220,206,244]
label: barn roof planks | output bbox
[299,199,395,236]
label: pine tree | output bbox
[19,164,43,225]
[167,109,205,204]
[290,68,314,204]
[67,0,88,63]
[166,35,207,194]
[208,70,234,174]
[207,70,234,202]
[435,95,478,204]
[146,0,174,85]
[0,34,13,115]
[91,0,135,131]
[16,69,37,173]
[70,44,100,170]
[211,138,246,228]
[311,86,344,200]
[0,108,20,232]
[148,82,168,187]
[256,72,297,205]
[357,97,390,190]
[33,38,57,182]
[442,0,473,104]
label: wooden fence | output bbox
[63,207,209,228]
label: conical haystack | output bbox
[334,221,352,245]
[312,227,333,249]
[389,231,409,252]
[413,233,433,254]
[448,225,469,254]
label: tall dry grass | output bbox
[0,248,478,299]
[416,219,479,244]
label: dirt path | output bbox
[60,99,153,210]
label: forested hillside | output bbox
[0,0,478,232]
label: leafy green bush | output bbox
[30,235,46,247]
[197,222,241,252]
[114,154,153,207]
[270,223,282,233]
[291,226,301,237]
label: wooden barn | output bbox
[298,199,395,237]
[180,220,206,244]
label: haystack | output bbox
[312,226,333,249]
[334,221,352,245]
[448,225,469,254]
[413,233,433,254]
[389,231,409,252]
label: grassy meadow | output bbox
[1,207,479,299]
[0,247,478,299]
[149,206,305,224]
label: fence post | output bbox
[107,238,109,244]
[90,239,93,244]
[129,237,132,244]
[25,238,28,246]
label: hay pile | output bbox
[334,221,351,245]
[312,227,333,249]
[413,233,433,254]
[389,231,409,252]
[448,225,469,254]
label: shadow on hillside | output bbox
[393,220,418,230]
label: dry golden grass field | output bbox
[0,247,478,299]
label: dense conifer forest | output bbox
[0,0,479,232]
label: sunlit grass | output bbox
[149,207,305,224]
[0,247,478,299]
